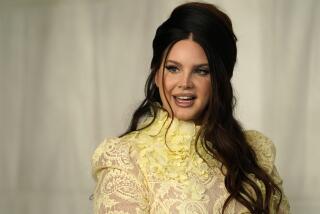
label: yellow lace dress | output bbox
[91,108,290,213]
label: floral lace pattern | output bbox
[91,108,290,213]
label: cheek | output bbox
[198,79,212,96]
[198,80,212,106]
[163,75,177,94]
[205,81,212,96]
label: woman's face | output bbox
[155,39,212,122]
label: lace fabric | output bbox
[91,108,290,213]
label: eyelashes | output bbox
[165,65,210,76]
[196,69,210,75]
[165,65,179,73]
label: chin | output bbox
[173,108,198,122]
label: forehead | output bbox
[166,39,208,64]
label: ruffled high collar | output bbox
[137,105,202,154]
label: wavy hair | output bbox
[121,2,282,213]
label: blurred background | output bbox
[0,0,319,213]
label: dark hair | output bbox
[122,2,282,213]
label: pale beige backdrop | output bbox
[0,0,319,213]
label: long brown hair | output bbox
[122,2,282,213]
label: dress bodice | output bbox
[91,107,290,213]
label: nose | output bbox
[178,72,194,89]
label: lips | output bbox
[173,94,196,107]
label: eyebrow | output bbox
[166,60,209,67]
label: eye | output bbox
[195,68,210,76]
[165,65,179,73]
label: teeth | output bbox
[176,96,194,100]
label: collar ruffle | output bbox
[133,105,219,200]
[137,105,201,153]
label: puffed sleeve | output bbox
[245,130,291,214]
[91,137,150,214]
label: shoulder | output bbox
[244,130,276,174]
[91,133,137,181]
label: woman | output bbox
[91,2,290,213]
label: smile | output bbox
[173,95,196,107]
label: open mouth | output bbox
[173,95,196,107]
